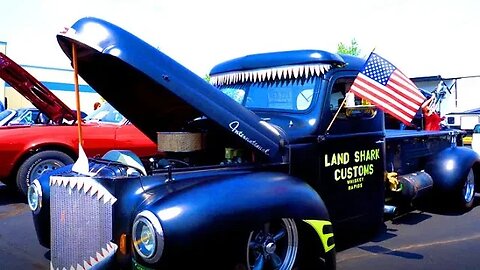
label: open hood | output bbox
[0,53,76,124]
[56,17,287,162]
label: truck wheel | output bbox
[236,218,334,270]
[16,150,74,195]
[460,168,475,209]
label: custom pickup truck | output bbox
[30,17,479,270]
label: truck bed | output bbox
[385,129,457,140]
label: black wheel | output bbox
[235,219,335,270]
[460,168,475,209]
[246,218,298,270]
[16,150,74,195]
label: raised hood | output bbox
[56,17,287,162]
[0,53,76,124]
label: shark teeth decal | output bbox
[50,242,118,270]
[210,64,331,86]
[50,176,117,205]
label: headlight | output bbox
[27,179,42,214]
[132,210,164,263]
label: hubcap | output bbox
[265,242,276,254]
[463,169,475,203]
[246,218,298,270]
[31,159,65,181]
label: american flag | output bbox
[349,53,426,125]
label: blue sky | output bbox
[0,0,479,79]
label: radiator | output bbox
[50,176,118,270]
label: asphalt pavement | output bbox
[337,198,480,270]
[0,184,49,269]
[1,182,479,270]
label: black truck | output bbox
[29,17,479,270]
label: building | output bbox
[0,41,101,115]
[412,75,480,141]
[412,75,480,117]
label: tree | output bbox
[337,39,361,56]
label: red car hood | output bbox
[0,52,76,124]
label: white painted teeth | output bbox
[210,64,331,86]
[50,176,117,205]
[51,242,118,270]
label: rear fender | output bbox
[425,146,480,193]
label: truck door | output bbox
[317,73,386,239]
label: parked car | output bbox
[0,52,158,194]
[5,107,87,126]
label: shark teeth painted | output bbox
[50,176,117,205]
[210,64,331,86]
[51,242,118,270]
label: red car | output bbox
[0,52,158,194]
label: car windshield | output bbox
[9,108,38,125]
[0,109,15,125]
[219,78,318,112]
[84,103,126,124]
[0,109,14,121]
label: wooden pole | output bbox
[72,44,83,146]
[325,92,348,134]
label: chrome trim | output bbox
[27,179,42,214]
[133,210,165,263]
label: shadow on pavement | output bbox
[391,212,432,225]
[358,244,424,260]
[0,184,25,206]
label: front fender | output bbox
[136,171,331,266]
[425,146,480,193]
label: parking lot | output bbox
[338,200,480,270]
[1,183,479,269]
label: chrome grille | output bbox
[50,176,118,270]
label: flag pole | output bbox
[325,92,349,134]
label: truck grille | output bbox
[50,176,118,270]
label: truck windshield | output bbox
[220,78,318,112]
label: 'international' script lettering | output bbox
[229,121,270,155]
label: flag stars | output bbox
[362,54,395,85]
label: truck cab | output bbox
[209,50,386,240]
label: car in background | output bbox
[471,124,480,154]
[5,107,87,126]
[0,52,158,195]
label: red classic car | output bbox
[0,52,158,194]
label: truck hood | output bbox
[56,17,287,162]
[0,52,76,124]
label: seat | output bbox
[36,113,50,124]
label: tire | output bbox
[235,219,335,270]
[16,150,74,195]
[460,168,475,209]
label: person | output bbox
[93,102,102,110]
[422,96,444,131]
